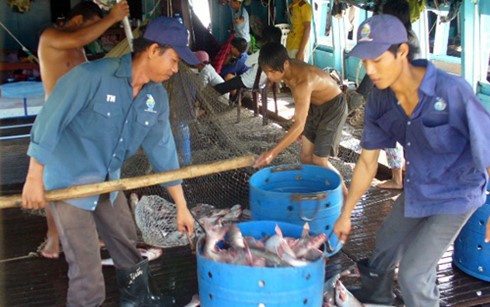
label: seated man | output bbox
[213,25,282,98]
[254,42,348,197]
[192,50,229,107]
[194,51,226,88]
[219,37,250,81]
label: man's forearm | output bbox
[270,122,304,158]
[26,157,45,181]
[166,184,187,209]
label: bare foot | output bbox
[376,179,403,190]
[39,236,60,259]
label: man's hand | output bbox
[177,206,195,235]
[109,0,130,23]
[253,150,275,169]
[22,157,46,210]
[333,213,352,245]
[22,177,46,210]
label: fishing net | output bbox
[134,195,191,248]
[134,194,244,248]
[106,25,358,248]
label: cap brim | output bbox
[175,46,200,65]
[347,42,392,59]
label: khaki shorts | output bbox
[302,93,347,157]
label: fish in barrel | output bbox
[200,222,328,267]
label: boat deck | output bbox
[1,186,490,306]
[1,92,489,306]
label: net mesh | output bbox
[121,62,358,247]
[107,32,358,248]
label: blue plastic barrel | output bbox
[196,221,326,307]
[453,194,490,281]
[250,164,343,256]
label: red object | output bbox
[211,34,235,74]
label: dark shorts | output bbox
[303,93,348,157]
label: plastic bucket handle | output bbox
[291,192,326,222]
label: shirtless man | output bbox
[37,0,129,258]
[254,42,348,196]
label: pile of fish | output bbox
[200,222,328,267]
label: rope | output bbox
[148,0,162,18]
[0,20,39,63]
[0,252,39,263]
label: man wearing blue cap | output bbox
[333,14,490,306]
[22,17,199,306]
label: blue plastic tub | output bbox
[453,195,490,281]
[250,164,343,256]
[196,221,326,307]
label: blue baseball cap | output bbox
[143,17,199,65]
[348,15,408,59]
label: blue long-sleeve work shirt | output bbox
[361,60,490,217]
[220,52,250,77]
[28,54,181,210]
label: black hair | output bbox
[231,37,248,54]
[132,27,171,56]
[387,42,417,61]
[261,26,282,45]
[258,42,289,72]
[69,1,103,21]
[381,0,412,32]
[381,0,419,61]
[387,43,402,57]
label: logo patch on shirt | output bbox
[106,94,116,103]
[359,24,373,42]
[434,98,447,111]
[145,94,157,113]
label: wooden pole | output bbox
[0,155,255,209]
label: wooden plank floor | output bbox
[1,187,490,306]
[1,107,489,306]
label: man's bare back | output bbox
[39,30,88,97]
[39,1,129,97]
[283,59,341,106]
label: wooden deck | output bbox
[1,102,489,306]
[1,186,490,306]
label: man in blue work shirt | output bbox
[333,15,490,306]
[220,37,250,79]
[22,17,199,306]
